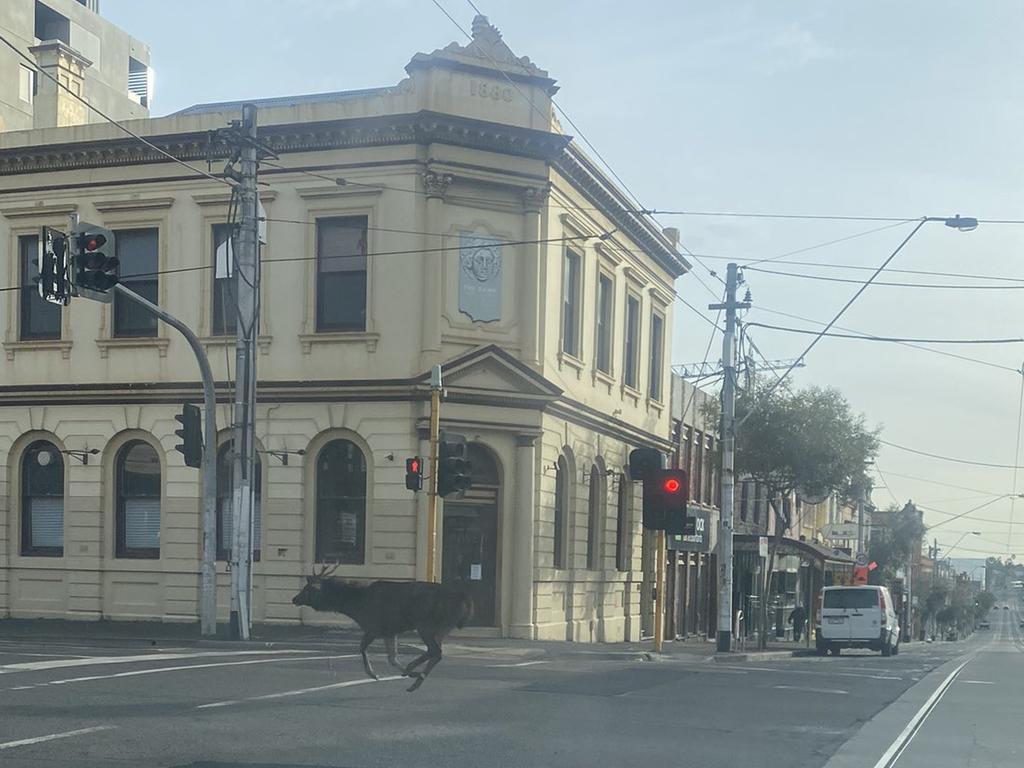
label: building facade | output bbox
[0,0,151,133]
[0,17,687,641]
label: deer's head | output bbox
[292,563,340,609]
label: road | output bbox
[0,612,1011,768]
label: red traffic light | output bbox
[410,459,420,473]
[663,477,681,493]
[85,235,106,251]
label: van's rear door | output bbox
[821,588,851,641]
[845,588,881,640]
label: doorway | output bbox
[441,442,500,627]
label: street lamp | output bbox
[942,531,981,560]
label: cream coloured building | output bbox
[0,16,687,641]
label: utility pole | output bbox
[857,485,866,559]
[710,263,750,653]
[230,103,260,640]
[654,529,666,653]
[425,364,442,583]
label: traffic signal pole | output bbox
[710,263,749,653]
[425,365,442,583]
[112,284,218,636]
[654,529,666,653]
[230,103,260,640]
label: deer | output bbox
[292,563,473,692]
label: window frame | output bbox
[20,439,64,557]
[586,464,602,570]
[693,430,704,502]
[112,227,160,338]
[19,64,35,104]
[553,456,568,569]
[115,438,162,560]
[623,292,641,390]
[18,234,61,341]
[314,438,368,565]
[561,248,583,358]
[315,215,369,334]
[615,476,630,571]
[648,310,665,401]
[595,271,614,374]
[210,223,237,337]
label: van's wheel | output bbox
[881,639,893,657]
[892,640,900,656]
[831,646,840,656]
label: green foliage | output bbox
[976,590,996,613]
[868,503,926,586]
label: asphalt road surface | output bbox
[0,611,1012,768]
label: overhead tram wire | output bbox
[0,32,230,189]
[741,220,917,268]
[876,469,1011,497]
[643,209,1024,226]
[745,266,1024,290]
[752,305,1021,375]
[744,322,1024,346]
[1008,368,1024,553]
[879,439,1024,470]
[921,497,1015,529]
[735,218,941,422]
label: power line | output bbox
[746,265,1024,290]
[880,439,1024,469]
[645,209,1024,225]
[923,496,1013,529]
[1009,371,1024,553]
[878,470,1010,497]
[737,219,932,412]
[0,32,230,189]
[752,305,1021,374]
[745,322,1024,346]
[741,220,916,268]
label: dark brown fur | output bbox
[292,577,472,692]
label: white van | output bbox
[816,585,900,656]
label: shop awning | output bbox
[733,534,856,567]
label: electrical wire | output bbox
[752,305,1021,375]
[746,265,1024,290]
[879,439,1024,470]
[741,220,917,268]
[744,322,1024,346]
[878,470,1010,497]
[1008,370,1024,553]
[923,496,1013,529]
[645,209,1024,225]
[0,32,230,189]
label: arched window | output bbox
[553,456,567,569]
[116,440,161,559]
[586,464,601,570]
[740,481,750,522]
[21,440,64,556]
[315,439,367,564]
[216,442,262,562]
[615,477,630,571]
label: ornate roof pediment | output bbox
[416,345,561,404]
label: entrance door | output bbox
[442,502,497,626]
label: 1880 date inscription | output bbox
[470,80,513,103]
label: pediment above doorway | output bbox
[416,345,561,408]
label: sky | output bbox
[103,0,1024,561]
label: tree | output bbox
[708,380,880,648]
[868,502,926,587]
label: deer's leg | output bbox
[384,636,405,674]
[406,637,443,693]
[359,632,379,681]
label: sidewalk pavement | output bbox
[0,617,820,663]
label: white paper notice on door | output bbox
[470,563,482,581]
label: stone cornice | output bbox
[553,144,689,279]
[0,111,570,178]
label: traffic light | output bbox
[71,222,118,302]
[437,430,472,498]
[628,447,666,482]
[174,403,203,468]
[405,456,424,492]
[36,227,71,306]
[642,468,691,533]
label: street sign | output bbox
[822,522,859,541]
[758,536,768,558]
[855,553,869,567]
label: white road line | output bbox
[773,684,849,695]
[196,675,405,709]
[960,679,994,685]
[487,660,549,668]
[871,657,971,768]
[0,649,316,674]
[0,725,116,751]
[7,654,358,690]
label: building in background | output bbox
[667,375,719,641]
[0,16,686,641]
[0,0,151,132]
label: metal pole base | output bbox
[229,611,242,640]
[717,630,731,653]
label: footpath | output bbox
[0,617,817,663]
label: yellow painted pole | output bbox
[654,529,666,653]
[425,386,442,583]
